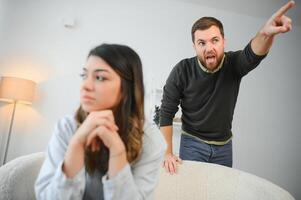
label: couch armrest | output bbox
[0,152,45,200]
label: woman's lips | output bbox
[82,95,95,101]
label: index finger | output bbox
[274,1,295,18]
[90,110,115,122]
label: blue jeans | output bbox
[179,134,233,167]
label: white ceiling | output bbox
[177,0,301,26]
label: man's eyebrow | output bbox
[197,39,205,42]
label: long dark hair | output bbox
[75,44,145,174]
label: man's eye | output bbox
[213,39,219,43]
[199,42,205,46]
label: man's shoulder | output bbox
[176,56,196,67]
[223,50,244,66]
[224,43,255,61]
[225,50,242,58]
[172,56,197,73]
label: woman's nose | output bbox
[82,77,94,91]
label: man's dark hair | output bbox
[191,17,224,43]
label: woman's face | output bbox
[80,55,121,113]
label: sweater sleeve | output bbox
[160,64,183,126]
[34,116,86,200]
[231,41,267,77]
[102,122,167,200]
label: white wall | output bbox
[0,0,10,164]
[0,0,300,198]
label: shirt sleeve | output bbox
[102,122,167,200]
[160,64,183,126]
[34,116,86,200]
[231,41,267,77]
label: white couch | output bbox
[154,161,295,200]
[0,152,45,200]
[0,152,295,200]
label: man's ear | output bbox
[192,42,196,50]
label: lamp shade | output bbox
[0,76,36,104]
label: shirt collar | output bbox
[197,54,225,73]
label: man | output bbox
[160,1,295,174]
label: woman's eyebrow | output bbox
[94,69,109,73]
[82,68,110,73]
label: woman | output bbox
[35,44,166,199]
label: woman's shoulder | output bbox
[142,120,167,157]
[56,115,77,130]
[52,115,77,140]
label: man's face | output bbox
[193,26,225,71]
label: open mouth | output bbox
[206,55,216,63]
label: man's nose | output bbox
[205,42,214,52]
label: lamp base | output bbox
[2,101,17,165]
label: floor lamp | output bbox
[0,76,36,165]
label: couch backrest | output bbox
[0,154,295,200]
[154,160,294,200]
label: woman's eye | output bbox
[80,73,87,79]
[96,75,105,81]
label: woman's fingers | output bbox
[86,127,102,147]
[86,125,116,147]
[88,111,119,132]
[89,110,114,123]
[91,139,98,152]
